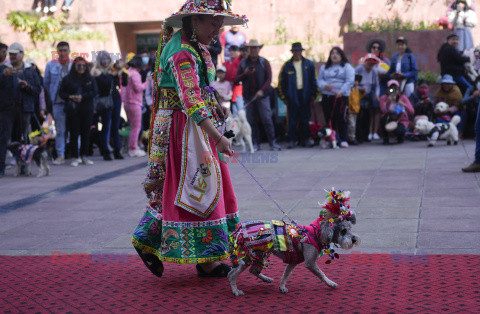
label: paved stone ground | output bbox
[0,139,479,257]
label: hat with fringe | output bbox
[164,0,248,28]
[319,188,353,226]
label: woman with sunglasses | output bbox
[59,57,98,167]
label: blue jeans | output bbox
[100,108,112,154]
[53,103,66,158]
[231,96,244,115]
[474,102,480,164]
[453,76,472,96]
[110,93,122,151]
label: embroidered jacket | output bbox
[159,31,216,124]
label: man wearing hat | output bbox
[0,42,42,177]
[235,39,281,151]
[278,42,317,148]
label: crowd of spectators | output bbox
[2,1,480,176]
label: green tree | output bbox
[7,11,64,48]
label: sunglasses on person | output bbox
[75,63,87,68]
[371,45,381,50]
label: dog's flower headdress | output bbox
[319,188,352,226]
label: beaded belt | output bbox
[158,88,182,110]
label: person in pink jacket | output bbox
[379,80,414,144]
[124,56,151,157]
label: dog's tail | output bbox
[450,115,461,126]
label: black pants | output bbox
[287,92,311,142]
[0,110,16,167]
[68,108,93,158]
[322,95,348,142]
[12,111,32,144]
[380,115,407,143]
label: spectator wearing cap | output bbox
[0,43,8,66]
[223,45,244,114]
[434,74,466,132]
[448,0,477,51]
[124,56,151,157]
[235,39,281,151]
[387,37,418,98]
[44,41,73,165]
[437,33,472,95]
[0,42,42,176]
[317,47,355,148]
[211,65,232,108]
[278,42,317,148]
[220,26,247,61]
[355,54,381,142]
[379,79,414,145]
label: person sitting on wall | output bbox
[438,33,473,95]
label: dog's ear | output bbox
[320,221,335,244]
[346,211,356,225]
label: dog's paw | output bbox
[326,280,338,288]
[279,286,288,294]
[232,289,245,296]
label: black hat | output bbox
[291,42,305,52]
[447,33,459,41]
[396,36,408,44]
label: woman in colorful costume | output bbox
[131,0,247,278]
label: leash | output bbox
[218,122,297,225]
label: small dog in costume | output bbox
[228,188,360,296]
[414,115,461,147]
[309,122,337,148]
[8,141,50,177]
[433,101,452,123]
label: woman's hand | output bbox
[215,136,233,156]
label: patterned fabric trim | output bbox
[163,218,227,228]
[159,223,230,264]
[158,88,183,110]
[168,51,212,125]
[143,109,174,212]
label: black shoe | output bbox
[348,140,359,146]
[0,164,5,177]
[462,162,480,173]
[397,137,404,144]
[383,138,389,145]
[114,150,124,160]
[270,141,282,151]
[287,141,296,149]
[313,138,320,146]
[103,152,113,161]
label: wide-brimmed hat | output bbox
[164,0,248,28]
[366,38,386,53]
[440,74,455,84]
[243,39,264,48]
[291,42,305,52]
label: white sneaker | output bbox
[368,134,373,141]
[50,5,57,12]
[53,157,65,165]
[43,6,49,13]
[372,133,381,140]
[340,141,349,148]
[135,148,146,157]
[81,157,94,165]
[71,158,82,167]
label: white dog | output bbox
[225,109,254,153]
[434,102,450,116]
[415,115,461,147]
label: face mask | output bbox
[418,88,429,95]
[142,56,149,65]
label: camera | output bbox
[387,87,397,95]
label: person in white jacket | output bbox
[448,0,478,51]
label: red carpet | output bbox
[0,254,479,313]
